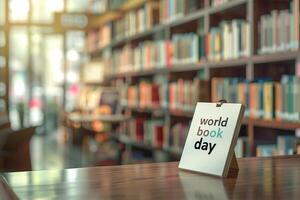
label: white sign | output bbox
[179,102,245,177]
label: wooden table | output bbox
[1,156,300,199]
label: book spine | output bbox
[275,83,283,120]
[294,0,299,49]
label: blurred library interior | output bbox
[0,0,300,173]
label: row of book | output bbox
[168,122,189,152]
[112,1,160,41]
[132,40,171,71]
[76,86,101,111]
[211,75,300,121]
[127,81,167,109]
[207,19,250,61]
[76,85,120,115]
[258,2,300,54]
[235,137,250,158]
[123,120,299,157]
[112,45,132,73]
[171,33,199,64]
[256,135,298,157]
[111,18,251,73]
[125,119,190,151]
[109,42,163,73]
[160,0,203,23]
[169,78,210,112]
[87,24,111,53]
[235,135,300,157]
[111,33,201,73]
[122,76,210,113]
[127,118,167,148]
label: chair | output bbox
[0,116,36,172]
[0,116,10,130]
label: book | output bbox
[275,83,283,120]
[258,4,299,54]
[235,136,249,158]
[77,86,102,111]
[98,87,120,115]
[256,144,276,157]
[277,135,296,155]
[126,80,167,109]
[128,118,167,148]
[112,40,170,73]
[212,76,300,121]
[293,0,299,49]
[86,23,111,53]
[168,122,189,151]
[171,33,199,65]
[160,0,185,23]
[112,1,160,41]
[169,78,210,112]
[207,19,250,61]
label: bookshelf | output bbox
[83,0,300,160]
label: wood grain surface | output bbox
[2,156,300,199]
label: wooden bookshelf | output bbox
[169,109,194,118]
[105,50,300,80]
[207,57,249,68]
[167,8,207,28]
[88,11,121,29]
[125,106,300,131]
[84,0,300,159]
[252,51,300,64]
[126,106,167,116]
[247,119,300,131]
[170,63,203,72]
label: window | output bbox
[67,0,89,12]
[9,27,28,71]
[0,0,5,25]
[9,0,29,22]
[9,27,29,128]
[31,0,64,23]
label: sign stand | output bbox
[178,99,245,178]
[226,153,239,178]
[217,100,239,178]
